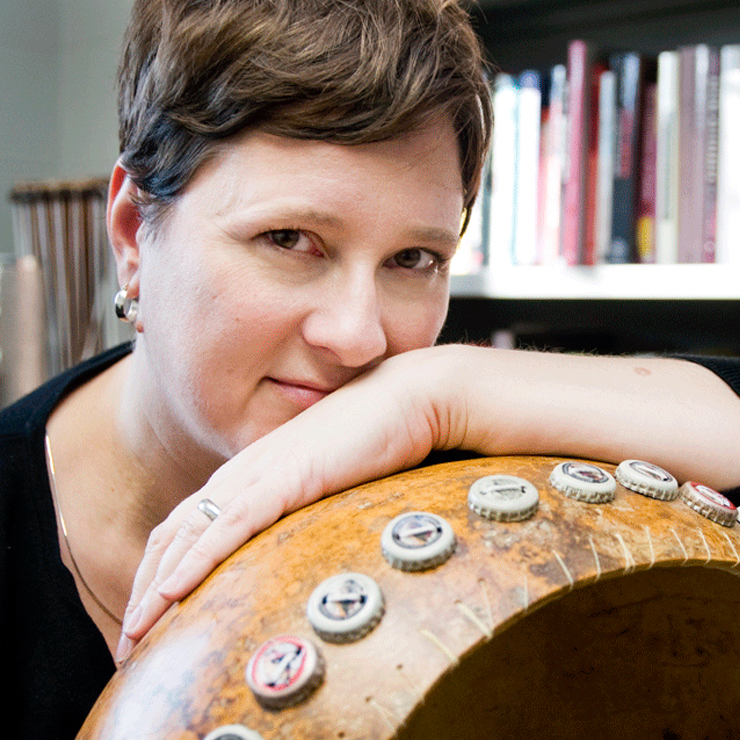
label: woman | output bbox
[2,0,739,737]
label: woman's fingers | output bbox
[116,501,222,657]
[156,495,278,599]
[117,463,293,661]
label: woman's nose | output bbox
[301,277,388,368]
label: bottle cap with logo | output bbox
[679,481,738,527]
[381,511,456,571]
[468,474,539,521]
[245,635,324,709]
[615,459,679,500]
[306,572,384,643]
[549,461,617,503]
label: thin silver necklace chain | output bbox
[44,434,124,626]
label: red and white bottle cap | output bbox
[245,635,324,709]
[679,482,737,527]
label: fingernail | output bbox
[115,634,134,664]
[121,603,142,636]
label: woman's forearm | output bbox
[432,345,740,491]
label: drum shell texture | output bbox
[77,456,740,739]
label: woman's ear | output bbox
[107,159,143,296]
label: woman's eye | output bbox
[258,229,325,256]
[267,229,305,250]
[389,248,441,271]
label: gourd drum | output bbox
[77,456,740,739]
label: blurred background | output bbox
[1,0,739,408]
[0,0,134,405]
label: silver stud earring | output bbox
[114,286,139,323]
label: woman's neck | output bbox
[45,353,219,653]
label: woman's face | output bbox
[134,118,464,460]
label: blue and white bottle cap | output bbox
[306,572,384,643]
[381,511,456,571]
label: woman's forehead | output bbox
[184,120,463,220]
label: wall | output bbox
[56,0,133,179]
[0,0,59,255]
[0,0,133,256]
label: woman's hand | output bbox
[115,347,459,663]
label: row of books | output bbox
[454,39,740,272]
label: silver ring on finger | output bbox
[197,498,221,522]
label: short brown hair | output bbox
[118,0,491,230]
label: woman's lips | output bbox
[267,377,336,409]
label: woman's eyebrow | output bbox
[221,206,459,248]
[219,205,344,230]
[402,225,460,252]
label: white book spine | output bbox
[655,50,679,264]
[594,70,616,264]
[716,44,740,264]
[514,71,541,266]
[488,74,518,268]
[452,181,485,274]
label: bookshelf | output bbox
[452,264,738,300]
[470,0,740,72]
[447,0,740,354]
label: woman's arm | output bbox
[445,346,740,489]
[116,345,740,661]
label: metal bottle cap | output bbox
[615,459,679,500]
[381,511,456,571]
[468,474,539,521]
[306,573,384,643]
[549,461,617,503]
[203,726,265,740]
[679,482,738,527]
[245,635,324,709]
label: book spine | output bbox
[655,50,679,264]
[608,52,644,263]
[561,39,593,265]
[716,44,740,264]
[702,48,720,263]
[636,83,658,263]
[594,69,616,264]
[539,64,567,266]
[452,162,487,274]
[583,60,607,265]
[488,73,518,268]
[514,70,542,265]
[677,44,719,263]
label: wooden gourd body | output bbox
[77,456,740,739]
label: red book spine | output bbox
[583,61,607,265]
[636,83,658,263]
[561,40,593,265]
